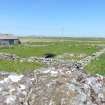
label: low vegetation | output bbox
[0,41,99,59]
[85,53,105,76]
[0,60,44,74]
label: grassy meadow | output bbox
[0,41,100,58]
[85,53,105,76]
[0,60,44,74]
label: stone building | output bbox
[0,34,20,45]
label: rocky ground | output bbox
[0,63,105,105]
[0,48,105,105]
[79,48,105,67]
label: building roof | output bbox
[0,35,18,40]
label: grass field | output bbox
[85,53,105,76]
[0,60,44,74]
[0,41,100,58]
[20,37,105,45]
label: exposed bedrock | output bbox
[0,63,105,105]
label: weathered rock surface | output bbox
[0,53,18,60]
[0,62,105,105]
[79,48,105,67]
[0,52,67,65]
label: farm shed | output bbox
[0,35,20,45]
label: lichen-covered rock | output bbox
[0,62,105,105]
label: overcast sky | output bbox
[0,0,105,37]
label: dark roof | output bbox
[0,35,18,40]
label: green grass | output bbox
[0,41,100,58]
[85,53,105,76]
[20,37,105,45]
[0,60,44,74]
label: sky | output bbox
[0,0,105,37]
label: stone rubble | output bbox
[0,53,18,61]
[0,52,67,65]
[56,53,87,60]
[0,62,105,105]
[79,48,105,67]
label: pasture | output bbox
[0,40,100,58]
[0,60,44,74]
[85,53,105,76]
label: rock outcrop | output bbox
[0,62,105,105]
